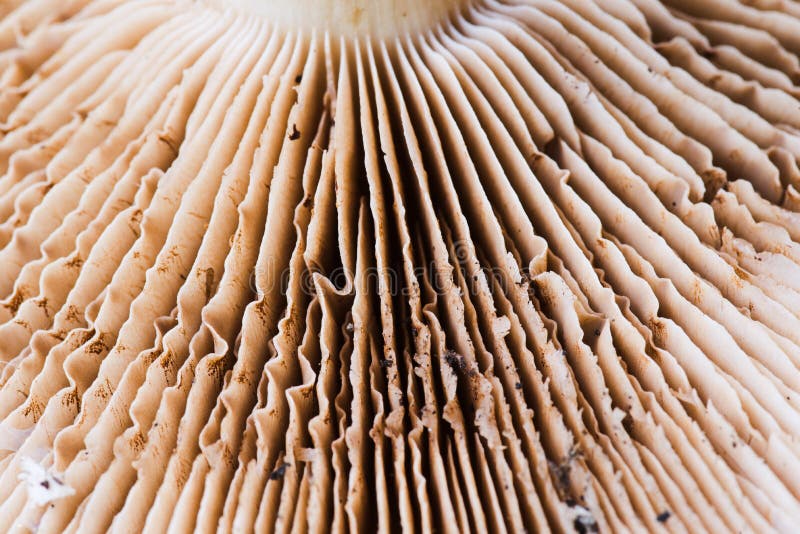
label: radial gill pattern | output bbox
[3,0,800,532]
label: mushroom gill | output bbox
[2,0,800,532]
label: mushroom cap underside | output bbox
[2,0,800,532]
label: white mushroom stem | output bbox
[219,0,471,36]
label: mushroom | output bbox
[1,0,800,531]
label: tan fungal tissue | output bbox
[2,0,800,532]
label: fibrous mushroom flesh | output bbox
[1,0,800,532]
